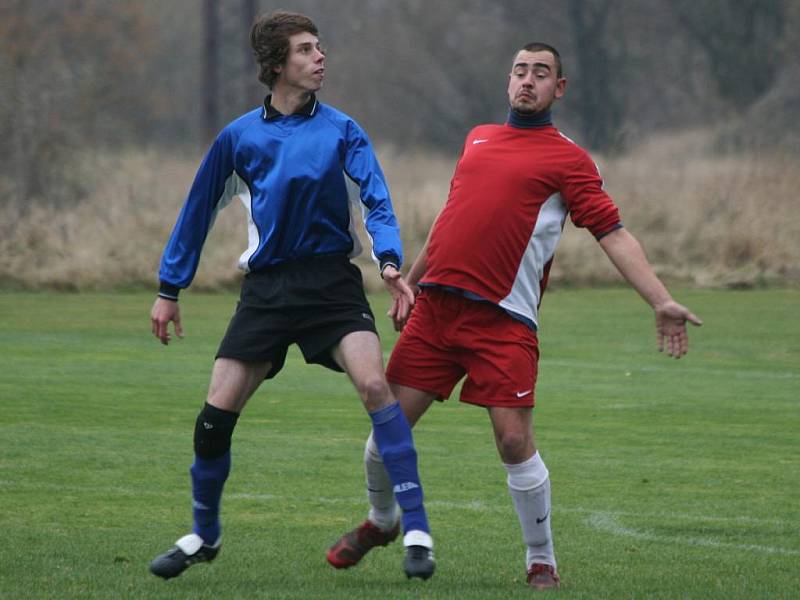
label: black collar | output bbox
[262,93,318,120]
[507,108,553,129]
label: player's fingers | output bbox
[174,318,184,339]
[669,334,681,358]
[669,330,688,358]
[679,330,690,356]
[396,297,409,322]
[668,335,678,358]
[156,319,170,345]
[686,311,703,326]
[392,307,405,332]
[403,283,415,306]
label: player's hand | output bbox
[387,284,420,331]
[382,266,415,330]
[654,300,702,358]
[150,296,184,345]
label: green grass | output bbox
[1,288,798,599]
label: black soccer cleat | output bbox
[404,545,436,580]
[149,533,221,579]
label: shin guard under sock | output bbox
[369,402,429,535]
[190,403,239,544]
[191,452,230,544]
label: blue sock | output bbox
[369,402,430,534]
[190,452,230,544]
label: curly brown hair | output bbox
[250,12,319,89]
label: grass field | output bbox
[1,289,798,599]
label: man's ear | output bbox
[555,77,567,99]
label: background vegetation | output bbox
[1,0,798,291]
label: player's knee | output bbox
[496,429,531,463]
[194,403,240,459]
[359,377,391,411]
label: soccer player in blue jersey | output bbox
[148,11,434,581]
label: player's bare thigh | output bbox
[207,357,272,413]
[332,330,393,412]
[390,384,437,427]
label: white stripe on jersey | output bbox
[234,174,259,273]
[498,193,568,329]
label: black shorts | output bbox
[216,255,378,379]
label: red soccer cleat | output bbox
[326,520,400,569]
[527,563,561,590]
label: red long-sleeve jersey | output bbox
[423,123,621,329]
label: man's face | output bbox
[507,50,566,115]
[274,31,325,92]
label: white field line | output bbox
[541,358,800,381]
[5,480,798,555]
[4,478,797,531]
[586,511,800,556]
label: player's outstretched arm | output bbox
[150,296,184,346]
[598,227,702,358]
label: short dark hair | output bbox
[518,42,563,78]
[250,11,319,89]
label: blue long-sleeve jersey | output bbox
[158,97,402,298]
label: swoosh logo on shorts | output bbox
[516,389,532,398]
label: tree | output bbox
[203,0,220,144]
[0,0,155,204]
[672,0,786,110]
[567,0,627,152]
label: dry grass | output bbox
[1,129,798,292]
[551,129,800,288]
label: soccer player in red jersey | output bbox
[327,43,702,589]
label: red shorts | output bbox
[386,288,539,408]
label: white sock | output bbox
[364,432,399,530]
[504,451,556,569]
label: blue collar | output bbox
[507,108,552,129]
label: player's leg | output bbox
[331,331,435,579]
[365,384,435,530]
[488,406,559,589]
[150,357,271,579]
[190,358,272,543]
[327,383,436,570]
